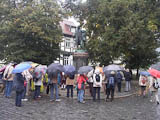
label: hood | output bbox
[95,69,100,74]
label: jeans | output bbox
[125,81,131,92]
[22,86,26,99]
[34,86,40,99]
[50,83,59,100]
[117,82,121,92]
[67,85,73,98]
[5,81,13,97]
[15,91,23,107]
[93,87,100,101]
[78,89,84,102]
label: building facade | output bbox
[57,20,77,65]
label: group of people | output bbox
[3,62,160,107]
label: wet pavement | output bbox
[0,82,160,120]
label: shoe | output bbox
[55,99,61,102]
[38,96,41,98]
[157,101,159,105]
[23,99,28,101]
[150,100,153,102]
[50,99,54,102]
[80,101,85,104]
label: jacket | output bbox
[93,69,103,88]
[66,77,74,85]
[124,71,131,81]
[13,73,25,92]
[3,65,14,81]
[139,75,148,86]
[77,75,88,90]
[149,76,158,92]
[87,69,94,83]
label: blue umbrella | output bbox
[12,63,32,74]
[64,65,76,75]
[139,71,150,76]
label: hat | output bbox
[110,71,115,74]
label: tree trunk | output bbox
[136,68,139,79]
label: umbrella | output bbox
[12,63,32,74]
[78,66,93,74]
[0,66,6,72]
[148,69,160,78]
[139,71,150,76]
[150,62,160,71]
[64,65,76,75]
[47,63,64,77]
[103,64,124,72]
[34,65,47,75]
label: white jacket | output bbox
[93,69,102,88]
[87,69,94,83]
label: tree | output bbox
[65,0,160,70]
[0,0,63,65]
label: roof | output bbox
[60,20,76,36]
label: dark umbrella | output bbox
[47,63,64,78]
[78,66,93,74]
[64,65,76,75]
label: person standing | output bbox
[93,69,102,101]
[87,69,94,97]
[106,71,116,102]
[14,73,25,107]
[77,74,88,103]
[124,69,132,92]
[33,72,43,100]
[149,76,159,105]
[66,74,75,98]
[49,73,61,102]
[139,75,148,97]
[116,71,123,92]
[3,63,16,98]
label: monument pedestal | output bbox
[73,50,89,71]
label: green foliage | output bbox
[0,0,63,65]
[65,0,160,69]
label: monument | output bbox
[73,26,89,71]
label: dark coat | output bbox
[124,71,131,81]
[13,73,25,92]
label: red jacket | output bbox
[77,75,88,90]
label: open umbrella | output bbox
[34,65,47,75]
[148,69,160,78]
[0,66,6,72]
[47,63,64,77]
[103,64,124,72]
[139,71,150,76]
[12,63,32,74]
[151,62,160,71]
[78,66,93,74]
[64,65,76,75]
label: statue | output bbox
[75,26,86,49]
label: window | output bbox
[65,38,71,48]
[64,56,69,65]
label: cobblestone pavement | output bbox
[0,81,159,120]
[0,93,159,120]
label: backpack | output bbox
[95,74,100,82]
[108,77,115,86]
[153,80,159,89]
